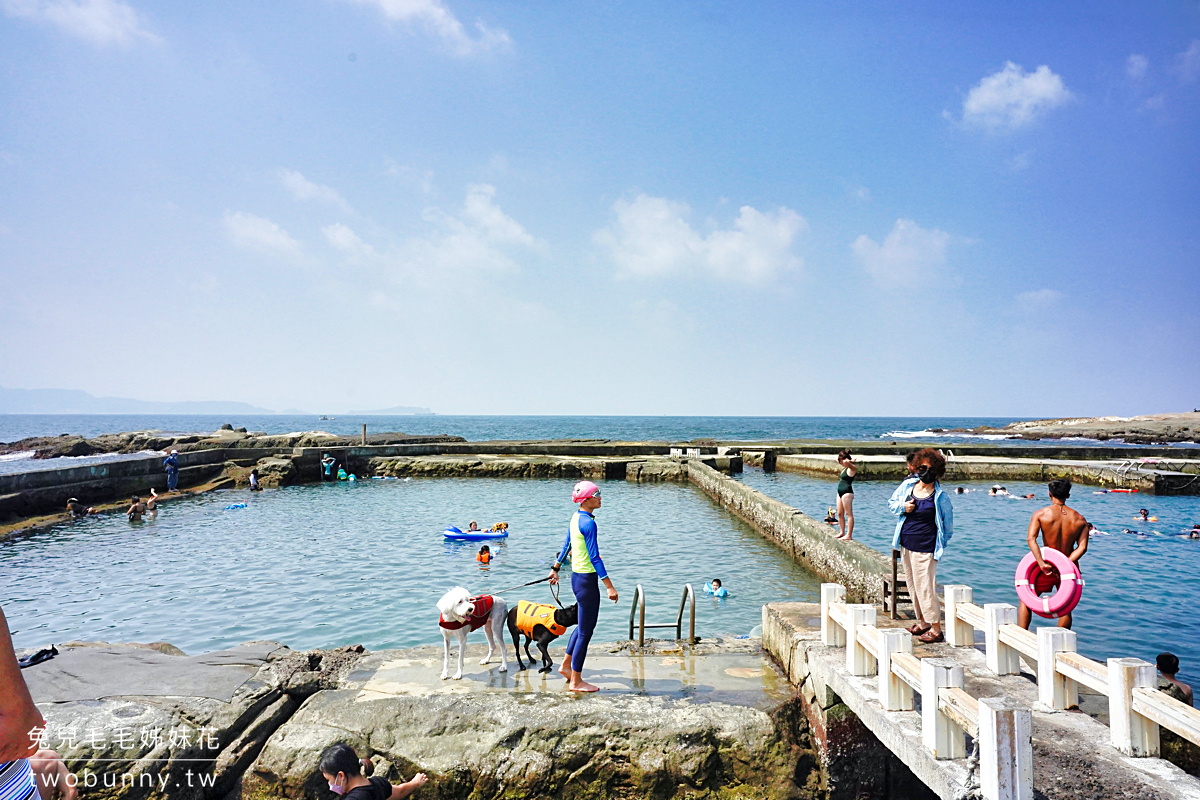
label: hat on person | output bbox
[171,449,178,454]
[572,480,601,503]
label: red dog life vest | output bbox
[515,600,566,638]
[439,595,494,631]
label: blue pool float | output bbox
[225,503,248,510]
[444,525,509,541]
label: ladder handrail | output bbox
[627,583,697,645]
[628,584,646,645]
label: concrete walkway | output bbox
[343,640,793,711]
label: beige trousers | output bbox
[901,548,940,625]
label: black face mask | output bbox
[917,466,935,484]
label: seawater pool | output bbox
[737,468,1200,686]
[1,478,820,654]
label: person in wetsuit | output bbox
[547,480,618,693]
[835,449,856,541]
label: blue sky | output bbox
[1,1,1197,416]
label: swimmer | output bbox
[126,495,147,522]
[477,545,491,564]
[145,488,158,517]
[337,466,348,481]
[468,520,480,532]
[65,497,93,518]
[1018,478,1089,630]
[704,578,729,597]
[823,506,838,524]
[1185,524,1199,540]
[988,485,1009,497]
[834,449,856,541]
[1019,493,1035,500]
[955,487,967,494]
[1138,508,1150,521]
[320,453,335,482]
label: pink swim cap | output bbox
[572,480,600,503]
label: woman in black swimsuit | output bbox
[835,449,856,541]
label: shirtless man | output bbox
[1019,478,1089,630]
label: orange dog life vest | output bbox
[515,600,566,638]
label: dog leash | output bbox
[492,576,566,609]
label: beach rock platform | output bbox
[21,638,818,800]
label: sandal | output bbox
[906,623,931,635]
[917,630,945,644]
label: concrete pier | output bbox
[762,602,1200,800]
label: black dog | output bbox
[506,600,578,673]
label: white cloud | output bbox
[956,62,1071,131]
[399,184,539,278]
[1,0,158,46]
[280,169,353,214]
[223,211,303,259]
[323,223,373,254]
[1126,54,1149,81]
[593,194,806,283]
[1175,40,1200,83]
[851,219,950,286]
[345,0,510,56]
[1015,288,1062,312]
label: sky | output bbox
[1,0,1197,416]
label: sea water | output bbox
[738,468,1200,686]
[1,478,819,655]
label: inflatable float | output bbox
[1014,548,1083,618]
[444,524,509,541]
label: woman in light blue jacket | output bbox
[888,448,954,643]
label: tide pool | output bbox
[737,468,1200,686]
[1,478,820,654]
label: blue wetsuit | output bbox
[556,509,607,672]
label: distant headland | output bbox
[935,411,1200,444]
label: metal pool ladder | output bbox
[627,584,697,646]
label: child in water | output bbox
[477,545,491,564]
[705,579,729,598]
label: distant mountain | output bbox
[0,386,277,415]
[350,404,435,415]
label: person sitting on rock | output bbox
[318,743,427,800]
[1157,653,1194,707]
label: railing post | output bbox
[944,585,973,647]
[984,603,1020,675]
[820,583,845,647]
[687,584,695,644]
[846,605,876,676]
[878,630,913,711]
[1108,658,1160,756]
[978,696,1033,800]
[1037,627,1078,710]
[921,658,966,759]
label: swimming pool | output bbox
[737,468,1200,686]
[1,478,821,654]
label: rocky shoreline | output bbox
[0,426,464,459]
[937,411,1200,444]
[22,638,816,800]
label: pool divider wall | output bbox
[687,459,889,604]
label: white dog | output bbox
[436,587,508,680]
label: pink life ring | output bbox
[1014,548,1083,618]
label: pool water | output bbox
[1,478,820,654]
[738,468,1200,686]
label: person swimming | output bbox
[704,578,729,597]
[127,495,147,522]
[467,520,480,532]
[477,545,491,564]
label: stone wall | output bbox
[687,460,889,604]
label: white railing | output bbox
[941,584,1200,758]
[821,584,1032,800]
